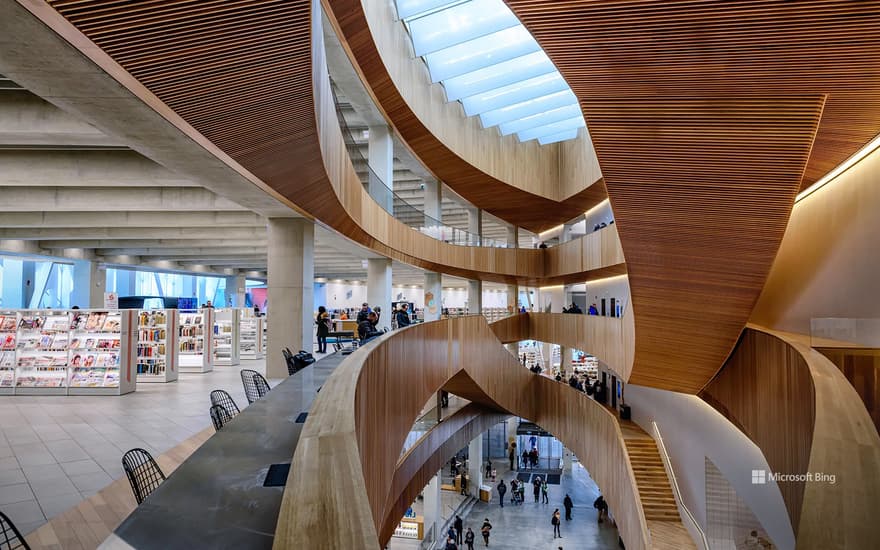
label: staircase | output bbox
[625,438,681,521]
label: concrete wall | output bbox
[626,385,796,550]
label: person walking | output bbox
[315,306,331,354]
[522,449,530,470]
[541,478,549,504]
[465,527,475,550]
[444,535,458,550]
[552,509,562,539]
[480,518,492,546]
[563,494,574,520]
[496,479,507,507]
[533,476,542,503]
[593,495,609,523]
[454,515,463,545]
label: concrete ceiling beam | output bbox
[0,211,266,228]
[0,226,266,240]
[0,186,247,211]
[39,238,267,249]
[94,248,266,257]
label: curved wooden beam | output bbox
[274,316,652,550]
[491,310,635,381]
[380,403,508,546]
[701,325,880,549]
[37,0,623,286]
[323,0,607,233]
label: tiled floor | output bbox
[0,356,296,535]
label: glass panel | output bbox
[538,128,579,145]
[407,0,520,57]
[461,72,571,116]
[395,0,460,20]
[517,116,586,142]
[500,103,583,136]
[480,89,577,128]
[443,51,556,101]
[424,26,539,82]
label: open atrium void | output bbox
[394,0,588,145]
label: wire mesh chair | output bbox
[210,389,240,417]
[0,511,30,550]
[209,404,234,431]
[122,448,166,505]
[240,369,270,404]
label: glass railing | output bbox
[810,318,880,348]
[332,84,510,248]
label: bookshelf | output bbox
[137,309,179,383]
[0,311,18,395]
[213,308,240,366]
[67,310,137,395]
[179,309,213,373]
[240,310,264,359]
[15,311,72,395]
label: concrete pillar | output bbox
[506,224,518,248]
[367,258,392,326]
[368,125,394,212]
[266,218,314,378]
[423,473,441,544]
[507,417,519,470]
[423,178,442,229]
[225,274,246,307]
[468,434,483,497]
[71,260,105,308]
[467,279,482,316]
[506,283,518,315]
[466,207,482,246]
[424,271,442,321]
[562,447,573,472]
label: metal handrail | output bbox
[652,421,710,550]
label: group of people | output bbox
[315,301,416,352]
[521,447,540,469]
[561,302,583,314]
[443,515,492,549]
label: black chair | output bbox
[209,404,234,431]
[210,389,240,417]
[0,510,30,550]
[240,369,270,404]
[122,448,166,505]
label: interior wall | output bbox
[751,144,880,334]
[627,384,796,550]
[584,274,630,315]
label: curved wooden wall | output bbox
[491,309,635,381]
[381,404,508,545]
[37,0,622,287]
[700,326,880,549]
[274,316,651,550]
[323,0,607,232]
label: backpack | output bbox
[285,348,315,375]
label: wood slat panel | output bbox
[503,0,875,393]
[274,317,653,550]
[816,348,880,435]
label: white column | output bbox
[267,218,314,378]
[423,178,442,228]
[468,434,483,497]
[367,258,392,325]
[424,271,442,321]
[424,473,441,544]
[466,207,482,246]
[467,279,482,316]
[225,274,246,307]
[368,125,394,212]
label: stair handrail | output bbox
[651,421,709,550]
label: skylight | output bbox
[395,0,586,146]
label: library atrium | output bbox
[0,1,878,549]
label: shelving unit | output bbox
[15,311,72,395]
[137,309,179,383]
[213,308,240,366]
[67,310,136,395]
[393,515,424,540]
[240,310,264,359]
[179,309,213,373]
[0,311,18,395]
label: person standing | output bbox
[551,509,562,539]
[315,306,331,354]
[395,303,412,329]
[541,478,549,504]
[464,527,475,550]
[593,495,608,523]
[533,476,541,503]
[508,442,516,470]
[444,536,458,550]
[496,479,507,507]
[485,459,492,479]
[454,515,463,545]
[480,518,492,547]
[522,449,530,470]
[563,494,574,520]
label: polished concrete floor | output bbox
[459,463,620,550]
[0,356,297,535]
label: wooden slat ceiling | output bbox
[503,0,880,393]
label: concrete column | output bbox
[467,279,482,316]
[71,260,105,308]
[423,178,442,229]
[562,447,573,472]
[367,258,392,326]
[506,283,519,315]
[225,274,246,307]
[423,473,441,544]
[507,417,519,469]
[368,125,394,212]
[506,224,518,248]
[466,207,482,246]
[266,218,314,378]
[468,434,483,497]
[424,271,442,321]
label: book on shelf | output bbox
[0,315,16,331]
[0,368,14,387]
[0,351,14,368]
[1,334,15,349]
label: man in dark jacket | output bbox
[356,302,371,324]
[563,494,574,520]
[496,479,507,507]
[395,303,411,328]
[454,515,463,545]
[357,312,381,342]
